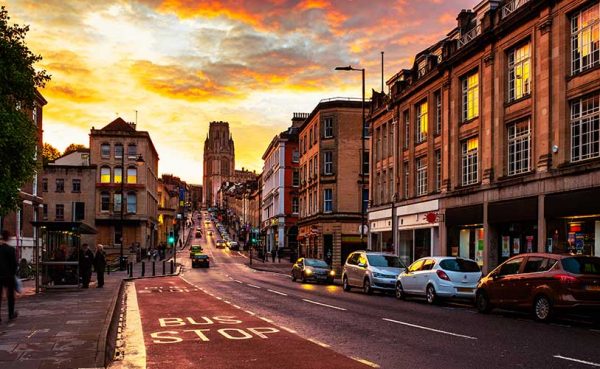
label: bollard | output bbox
[129,262,133,278]
[152,261,156,276]
[162,260,166,275]
[170,260,174,274]
[141,262,145,277]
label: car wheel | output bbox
[533,295,553,322]
[476,291,492,313]
[301,272,307,283]
[395,282,405,300]
[291,273,296,282]
[426,284,437,305]
[342,276,351,291]
[363,278,373,295]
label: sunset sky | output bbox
[7,0,474,184]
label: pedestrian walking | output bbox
[271,249,276,263]
[79,243,94,288]
[94,244,106,288]
[277,248,282,263]
[0,231,18,321]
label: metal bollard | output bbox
[128,262,133,278]
[152,261,156,276]
[170,260,174,274]
[162,260,166,275]
[141,262,145,277]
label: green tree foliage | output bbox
[63,143,87,156]
[0,6,51,216]
[42,143,61,165]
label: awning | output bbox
[31,221,97,234]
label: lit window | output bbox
[114,167,123,184]
[100,166,111,183]
[462,137,479,185]
[415,157,427,196]
[127,167,137,184]
[462,72,479,121]
[508,42,531,101]
[507,120,531,175]
[571,3,600,74]
[416,100,428,143]
[571,93,600,162]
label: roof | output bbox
[99,117,136,132]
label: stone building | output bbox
[189,184,203,211]
[203,121,235,208]
[368,0,600,272]
[297,99,369,271]
[89,117,159,255]
[157,179,178,246]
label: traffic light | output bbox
[168,231,175,245]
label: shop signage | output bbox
[512,238,520,254]
[425,212,438,223]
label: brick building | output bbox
[157,178,178,246]
[368,0,600,272]
[298,99,369,270]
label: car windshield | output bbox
[305,259,329,268]
[561,257,600,275]
[367,255,405,268]
[440,258,480,273]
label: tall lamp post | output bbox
[335,65,366,248]
[119,152,145,270]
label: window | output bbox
[324,189,333,212]
[101,143,110,158]
[571,93,600,162]
[72,179,81,193]
[292,197,299,214]
[32,104,38,124]
[292,150,300,163]
[507,120,531,175]
[362,188,369,213]
[571,3,600,75]
[100,166,111,183]
[313,155,318,177]
[42,178,48,192]
[42,204,48,220]
[362,151,369,176]
[292,170,300,187]
[462,71,479,121]
[462,137,479,185]
[114,193,122,212]
[55,179,64,193]
[403,161,409,198]
[523,257,557,273]
[324,118,333,138]
[376,127,381,161]
[415,100,428,143]
[324,151,333,175]
[381,171,386,203]
[101,191,110,212]
[313,125,317,144]
[435,91,442,135]
[115,143,123,159]
[498,257,523,276]
[127,143,137,158]
[388,120,394,158]
[415,157,427,196]
[435,150,441,192]
[508,42,531,101]
[114,167,123,184]
[382,124,387,158]
[55,204,64,221]
[308,192,313,215]
[73,202,85,221]
[127,192,137,214]
[309,128,313,147]
[127,167,137,184]
[403,110,410,149]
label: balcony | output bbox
[457,24,481,49]
[501,0,530,19]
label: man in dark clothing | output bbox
[271,249,277,263]
[94,244,106,288]
[0,230,18,321]
[79,243,94,288]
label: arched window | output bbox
[100,166,111,183]
[127,167,137,184]
[127,192,137,214]
[114,166,123,184]
[100,191,110,212]
[115,143,123,159]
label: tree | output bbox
[63,143,87,156]
[42,143,61,165]
[0,6,51,216]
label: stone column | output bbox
[536,11,553,172]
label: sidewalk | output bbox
[0,272,125,369]
[246,256,293,275]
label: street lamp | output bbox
[335,65,366,248]
[119,152,145,270]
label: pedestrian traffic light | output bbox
[168,231,175,245]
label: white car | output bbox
[396,257,482,304]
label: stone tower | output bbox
[203,121,235,207]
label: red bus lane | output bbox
[135,277,368,369]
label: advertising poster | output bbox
[512,238,521,254]
[502,236,510,257]
[547,238,553,253]
[476,239,484,264]
[526,236,534,253]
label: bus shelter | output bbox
[31,221,97,291]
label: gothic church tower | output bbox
[202,121,235,207]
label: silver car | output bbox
[342,251,406,294]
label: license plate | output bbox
[457,287,474,293]
[585,285,600,291]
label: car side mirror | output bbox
[491,272,501,280]
[358,262,366,268]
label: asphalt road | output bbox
[171,214,600,369]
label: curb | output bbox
[98,278,125,368]
[247,264,290,275]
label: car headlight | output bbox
[304,268,313,275]
[329,270,336,276]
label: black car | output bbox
[291,258,335,284]
[192,254,210,268]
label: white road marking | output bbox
[237,252,248,259]
[279,326,297,334]
[382,318,477,340]
[215,297,222,300]
[307,338,330,348]
[245,310,256,316]
[224,300,231,304]
[351,357,380,368]
[247,284,262,289]
[554,355,600,367]
[259,317,274,323]
[267,289,288,296]
[234,280,243,284]
[302,299,347,311]
[233,305,241,309]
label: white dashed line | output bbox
[233,305,241,309]
[245,310,256,316]
[302,299,347,311]
[279,326,297,334]
[307,338,330,348]
[215,297,222,300]
[247,284,262,289]
[267,289,288,296]
[224,300,231,304]
[351,357,380,368]
[382,318,477,340]
[259,317,274,323]
[554,355,600,367]
[234,280,243,284]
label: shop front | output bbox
[369,208,394,254]
[445,204,484,267]
[396,200,440,266]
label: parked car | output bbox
[215,240,226,249]
[228,241,240,251]
[396,257,482,304]
[292,258,335,284]
[192,253,210,268]
[342,251,406,294]
[475,253,600,322]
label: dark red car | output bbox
[475,253,600,321]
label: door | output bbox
[415,259,436,295]
[355,253,369,287]
[344,253,359,286]
[402,259,425,293]
[489,257,524,307]
[519,256,557,307]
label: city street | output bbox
[128,215,600,369]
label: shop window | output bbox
[508,42,531,101]
[570,93,600,162]
[100,166,111,183]
[415,156,427,196]
[507,120,531,175]
[461,137,479,185]
[571,3,600,75]
[415,100,428,144]
[461,71,479,121]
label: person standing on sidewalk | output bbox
[94,244,106,288]
[0,230,18,321]
[79,244,94,288]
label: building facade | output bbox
[89,118,159,255]
[368,0,600,272]
[298,99,369,271]
[203,121,235,208]
[157,179,178,246]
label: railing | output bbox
[457,25,482,49]
[319,97,370,103]
[502,0,530,19]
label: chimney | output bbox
[457,9,474,33]
[291,112,309,128]
[129,122,136,130]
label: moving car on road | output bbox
[216,240,226,249]
[291,258,335,284]
[228,241,240,251]
[189,244,203,258]
[476,253,600,322]
[342,251,406,294]
[396,257,482,304]
[191,253,210,268]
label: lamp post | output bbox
[335,65,366,248]
[119,152,145,270]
